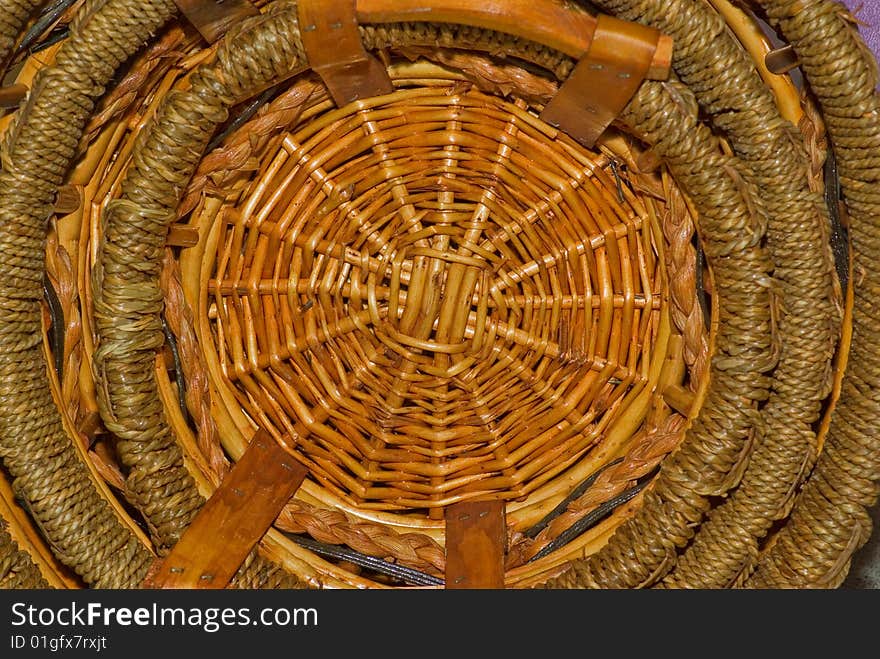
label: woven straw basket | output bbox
[0,0,876,590]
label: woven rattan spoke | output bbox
[422,97,519,512]
[210,279,658,310]
[203,81,662,512]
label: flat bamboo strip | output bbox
[445,500,506,588]
[143,430,307,589]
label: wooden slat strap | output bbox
[166,223,200,248]
[54,184,82,216]
[355,0,600,60]
[0,83,28,109]
[765,44,799,74]
[297,0,394,107]
[172,0,259,44]
[540,14,673,148]
[444,500,507,589]
[142,430,308,589]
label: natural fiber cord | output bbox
[0,0,175,588]
[0,0,877,589]
[564,0,841,590]
[0,0,44,70]
[744,0,880,588]
[0,519,47,589]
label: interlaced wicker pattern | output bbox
[0,0,876,591]
[206,84,664,513]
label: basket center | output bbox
[206,86,662,512]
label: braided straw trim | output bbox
[276,499,446,574]
[0,0,180,589]
[160,252,227,476]
[508,413,686,566]
[173,84,669,578]
[745,0,880,588]
[44,229,128,490]
[393,46,559,106]
[179,76,328,219]
[545,77,775,588]
[45,233,82,419]
[586,0,840,589]
[656,172,708,389]
[82,0,708,588]
[2,0,297,590]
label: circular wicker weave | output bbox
[204,84,670,513]
[0,0,875,590]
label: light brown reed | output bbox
[0,0,874,591]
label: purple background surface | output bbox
[843,0,880,59]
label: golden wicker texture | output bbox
[0,0,875,590]
[205,86,665,513]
